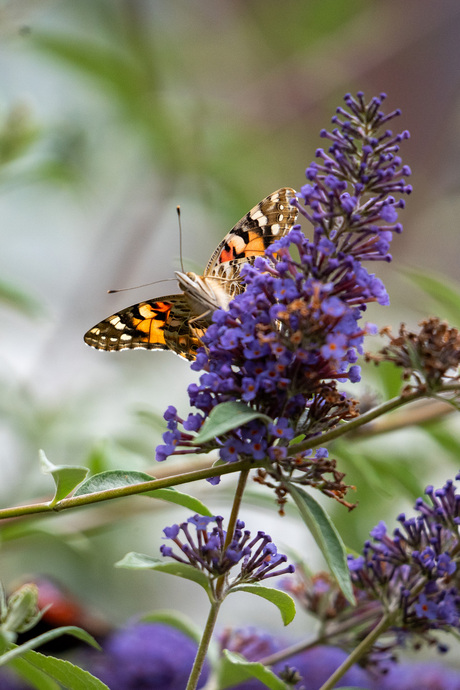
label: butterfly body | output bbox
[84,188,298,360]
[176,271,234,316]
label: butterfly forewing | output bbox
[205,187,297,279]
[84,187,298,359]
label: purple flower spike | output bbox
[156,93,410,509]
[160,514,294,593]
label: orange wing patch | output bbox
[131,301,171,344]
[218,231,266,262]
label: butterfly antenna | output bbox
[177,205,185,273]
[108,278,175,294]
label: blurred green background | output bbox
[1,0,460,656]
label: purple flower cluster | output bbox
[347,475,460,665]
[156,93,411,491]
[160,514,294,588]
[87,623,209,689]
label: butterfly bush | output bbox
[285,476,460,673]
[156,93,412,502]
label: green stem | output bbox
[2,384,458,523]
[186,600,222,690]
[259,604,381,667]
[216,469,249,599]
[317,608,396,690]
[187,470,249,690]
[288,388,426,455]
[224,470,249,550]
[0,460,257,522]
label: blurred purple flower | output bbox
[88,623,209,690]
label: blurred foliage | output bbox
[405,268,460,329]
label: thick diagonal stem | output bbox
[318,608,396,690]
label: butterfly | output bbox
[84,188,298,360]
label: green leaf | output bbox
[73,470,154,496]
[405,268,460,327]
[230,585,295,626]
[369,359,406,399]
[289,485,354,604]
[73,470,212,514]
[218,650,290,690]
[334,443,392,499]
[144,488,212,515]
[194,401,272,444]
[0,627,100,666]
[39,450,89,506]
[8,657,59,690]
[115,553,212,595]
[136,408,168,431]
[8,649,108,689]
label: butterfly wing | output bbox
[83,294,203,360]
[203,187,298,296]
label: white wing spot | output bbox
[272,223,281,235]
[251,210,268,225]
[120,333,131,341]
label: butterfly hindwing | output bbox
[84,295,203,360]
[84,187,298,359]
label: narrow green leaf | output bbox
[9,649,109,689]
[114,552,162,569]
[194,401,272,444]
[136,408,168,430]
[219,650,290,690]
[0,627,99,667]
[405,268,460,327]
[369,359,405,399]
[39,451,89,506]
[115,553,212,595]
[289,485,354,604]
[230,585,295,626]
[334,443,392,499]
[73,470,154,496]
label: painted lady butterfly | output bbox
[84,188,298,360]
